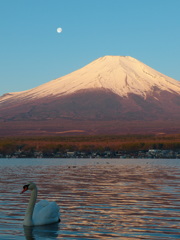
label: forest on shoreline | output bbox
[0,134,180,156]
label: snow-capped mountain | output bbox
[0,56,180,103]
[0,56,180,135]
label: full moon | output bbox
[57,27,62,33]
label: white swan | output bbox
[21,182,60,226]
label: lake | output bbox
[0,158,180,239]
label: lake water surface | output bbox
[0,158,180,239]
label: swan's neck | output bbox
[23,187,37,226]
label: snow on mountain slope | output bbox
[0,56,180,105]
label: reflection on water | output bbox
[0,158,180,239]
[23,224,59,240]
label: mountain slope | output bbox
[0,56,180,135]
[0,56,180,102]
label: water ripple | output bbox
[0,159,180,239]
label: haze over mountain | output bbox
[0,56,180,136]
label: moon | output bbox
[57,27,62,33]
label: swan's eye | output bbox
[21,184,30,194]
[23,184,30,190]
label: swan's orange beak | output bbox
[20,186,28,194]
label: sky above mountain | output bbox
[0,0,180,96]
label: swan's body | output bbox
[21,182,60,226]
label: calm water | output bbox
[0,158,180,240]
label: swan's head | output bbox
[20,182,37,194]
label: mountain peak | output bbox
[0,55,180,136]
[0,56,179,103]
[98,55,140,62]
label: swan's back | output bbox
[33,200,60,225]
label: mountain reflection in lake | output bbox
[0,158,180,239]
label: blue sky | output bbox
[0,0,180,96]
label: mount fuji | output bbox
[0,56,180,136]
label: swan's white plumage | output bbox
[33,200,60,226]
[21,182,60,226]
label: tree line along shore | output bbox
[0,134,179,158]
